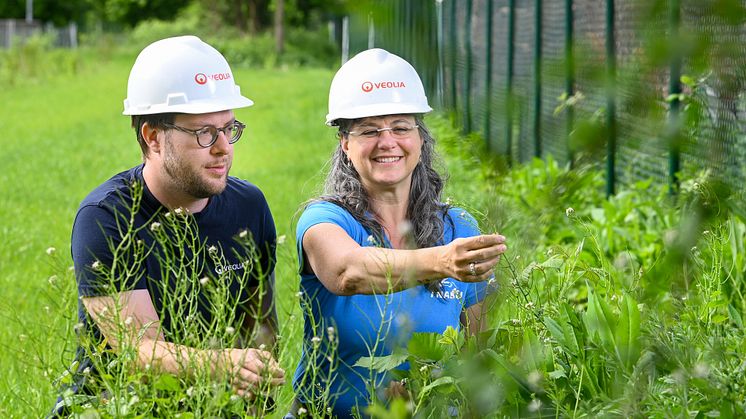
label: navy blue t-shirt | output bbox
[68,165,276,387]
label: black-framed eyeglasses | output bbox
[346,124,420,140]
[163,120,246,148]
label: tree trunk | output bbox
[233,0,246,34]
[248,0,259,35]
[274,0,284,56]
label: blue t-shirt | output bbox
[69,165,276,389]
[292,201,489,417]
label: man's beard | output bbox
[162,138,229,199]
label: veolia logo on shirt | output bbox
[430,279,463,300]
[215,259,253,275]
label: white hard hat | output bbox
[325,48,432,126]
[123,35,253,115]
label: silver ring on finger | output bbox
[469,262,477,276]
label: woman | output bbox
[291,48,507,417]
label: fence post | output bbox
[463,0,473,134]
[436,0,445,109]
[506,0,516,165]
[668,0,681,194]
[341,15,349,64]
[605,0,617,197]
[565,0,574,167]
[449,0,457,112]
[533,0,543,158]
[484,0,494,146]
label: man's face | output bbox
[161,110,236,199]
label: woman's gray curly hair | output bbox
[315,115,452,289]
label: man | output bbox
[56,36,284,413]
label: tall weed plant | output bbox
[351,115,746,417]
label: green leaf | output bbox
[728,304,743,328]
[616,294,641,371]
[680,74,697,87]
[408,332,445,361]
[420,376,456,397]
[548,369,567,379]
[437,326,463,348]
[353,352,409,373]
[584,285,617,352]
[153,373,181,392]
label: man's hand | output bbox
[219,347,285,398]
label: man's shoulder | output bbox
[223,176,267,203]
[77,166,142,214]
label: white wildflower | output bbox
[528,399,542,412]
[46,247,56,255]
[277,234,286,245]
[239,230,248,238]
[230,394,241,402]
[174,207,184,216]
[527,370,543,389]
[48,275,58,285]
[150,222,161,231]
[693,362,710,379]
[397,220,413,236]
[91,261,102,271]
[446,197,453,205]
[565,207,575,217]
[225,326,235,335]
[208,245,218,254]
[73,322,84,332]
[124,316,133,326]
[366,235,375,244]
[259,344,266,351]
[311,336,322,346]
[83,367,91,375]
[419,365,429,373]
[186,387,194,397]
[663,229,678,247]
[199,277,209,286]
[298,407,307,416]
[296,291,304,298]
[511,318,521,326]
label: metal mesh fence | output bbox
[348,0,746,194]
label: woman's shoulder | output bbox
[443,206,481,238]
[298,200,360,232]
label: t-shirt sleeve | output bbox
[448,208,493,308]
[295,202,357,273]
[72,204,144,297]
